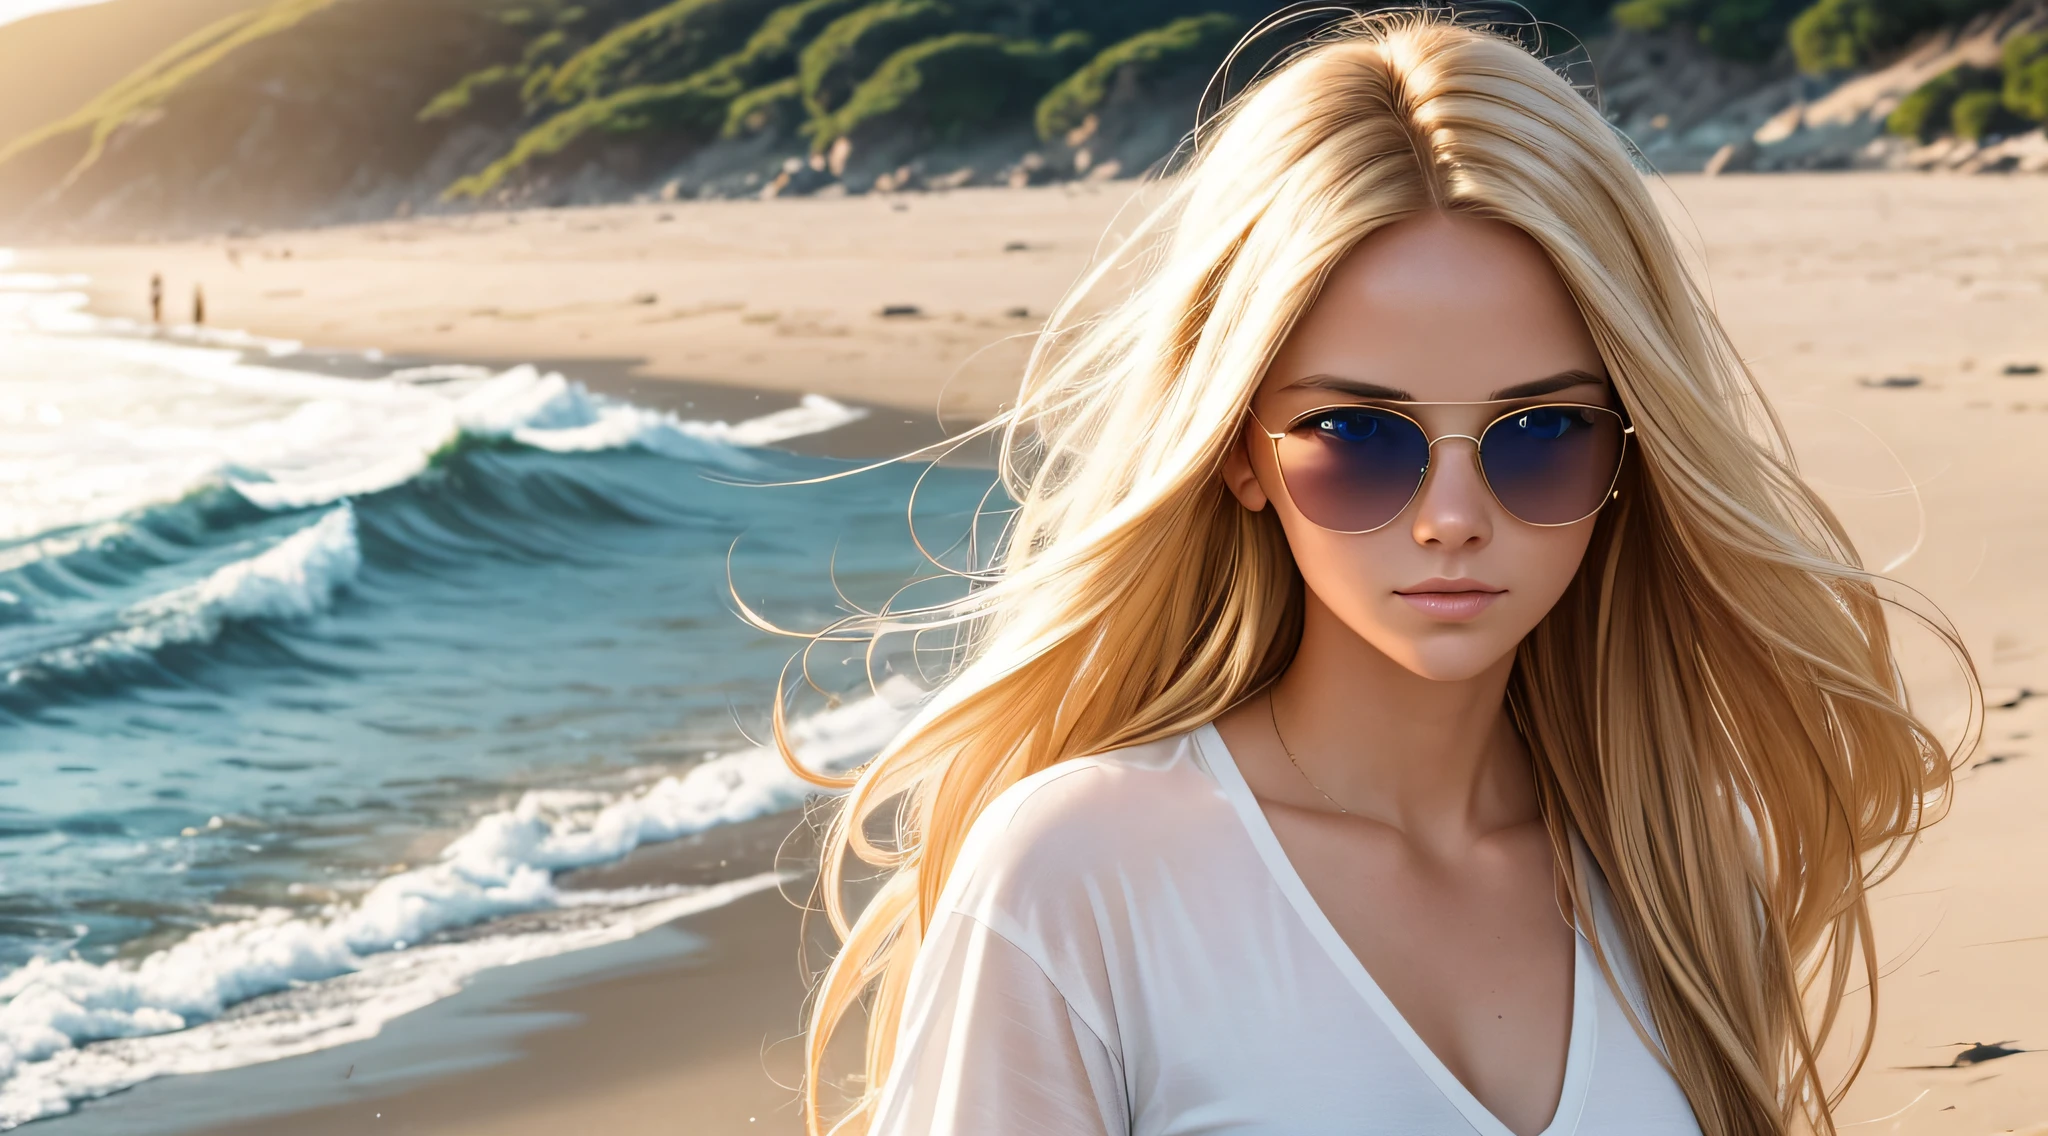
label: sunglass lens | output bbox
[1273,406,1430,532]
[1479,406,1625,525]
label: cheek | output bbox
[1501,522,1599,614]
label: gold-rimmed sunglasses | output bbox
[1246,399,1634,534]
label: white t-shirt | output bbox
[870,723,1704,1135]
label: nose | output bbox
[1409,435,1493,550]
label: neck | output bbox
[1268,589,1536,841]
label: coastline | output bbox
[261,345,973,463]
[33,865,833,1136]
[7,173,2048,1134]
[11,182,1165,431]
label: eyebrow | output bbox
[1287,368,1608,401]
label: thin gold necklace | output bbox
[1267,690,1351,815]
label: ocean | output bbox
[0,251,988,1127]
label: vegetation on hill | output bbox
[3,0,2043,235]
[536,0,781,106]
[2006,29,2048,119]
[809,27,1091,146]
[1035,12,1240,141]
[723,72,803,135]
[418,0,2044,201]
[1788,0,2012,72]
[0,0,341,177]
[1611,0,1812,63]
[798,0,957,119]
[1886,63,2001,138]
[1884,27,2048,144]
[442,0,865,195]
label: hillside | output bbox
[0,0,267,149]
[0,0,2042,241]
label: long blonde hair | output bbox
[772,10,1975,1134]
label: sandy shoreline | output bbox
[15,182,1163,429]
[35,886,825,1136]
[33,813,849,1136]
[15,173,2048,1134]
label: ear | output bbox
[1220,419,1271,512]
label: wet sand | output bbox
[16,173,2048,1134]
[34,815,853,1136]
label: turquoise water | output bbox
[0,256,987,1125]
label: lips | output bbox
[1394,578,1505,621]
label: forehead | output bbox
[1263,212,1604,403]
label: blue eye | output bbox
[1511,407,1578,440]
[1312,409,1385,443]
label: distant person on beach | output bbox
[781,12,1978,1136]
[149,273,162,324]
[193,284,205,327]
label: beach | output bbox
[27,182,1171,431]
[9,172,2048,1134]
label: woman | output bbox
[775,11,1973,1135]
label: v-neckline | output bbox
[1192,722,1597,1136]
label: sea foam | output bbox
[0,249,895,1127]
[12,505,361,684]
[0,277,866,535]
[0,674,920,1128]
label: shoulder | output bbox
[934,728,1235,937]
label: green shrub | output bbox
[1034,13,1239,142]
[745,0,869,61]
[680,0,868,91]
[2004,30,2048,123]
[811,30,1091,148]
[541,0,784,107]
[419,64,516,122]
[608,0,867,113]
[1949,87,2009,138]
[523,28,569,63]
[1792,0,2009,74]
[451,0,872,198]
[1790,0,1882,71]
[446,78,716,199]
[1611,0,1691,30]
[1887,64,1999,140]
[423,22,580,122]
[1698,0,1809,61]
[1608,0,1805,61]
[723,74,804,136]
[522,64,557,105]
[797,0,958,119]
[453,74,745,199]
[606,0,872,127]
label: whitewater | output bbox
[0,253,975,1127]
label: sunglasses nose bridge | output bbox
[1410,431,1490,508]
[1422,432,1485,477]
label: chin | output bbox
[1380,636,1519,683]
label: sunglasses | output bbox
[1247,399,1633,533]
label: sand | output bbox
[19,182,1166,430]
[15,173,2048,1134]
